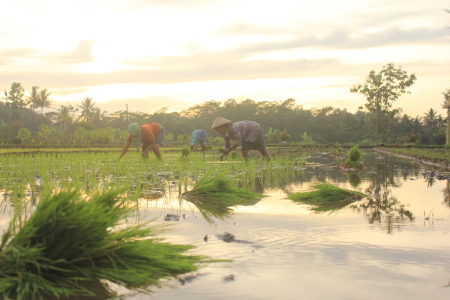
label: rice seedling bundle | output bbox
[182,171,264,202]
[0,189,209,299]
[288,182,367,213]
[341,145,364,170]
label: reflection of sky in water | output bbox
[122,151,450,300]
[1,151,450,299]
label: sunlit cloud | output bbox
[0,0,449,117]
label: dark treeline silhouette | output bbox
[0,89,447,146]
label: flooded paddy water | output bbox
[0,149,449,300]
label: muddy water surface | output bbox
[116,150,450,300]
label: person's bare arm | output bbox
[118,141,132,160]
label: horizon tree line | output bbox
[1,63,449,147]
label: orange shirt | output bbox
[127,122,161,144]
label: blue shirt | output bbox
[191,130,207,146]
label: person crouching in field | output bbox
[210,117,270,161]
[190,129,208,153]
[118,122,166,160]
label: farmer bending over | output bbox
[190,129,208,153]
[118,122,166,160]
[210,117,270,160]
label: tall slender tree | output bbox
[78,97,96,122]
[38,88,52,114]
[28,86,40,113]
[442,88,450,144]
[423,108,438,128]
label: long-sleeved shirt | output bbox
[224,121,261,148]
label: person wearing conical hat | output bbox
[118,122,166,160]
[190,129,208,153]
[210,117,270,160]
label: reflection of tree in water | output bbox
[238,167,305,194]
[349,189,414,234]
[441,180,450,209]
[349,152,415,234]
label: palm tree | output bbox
[423,108,438,128]
[57,105,72,133]
[38,88,52,114]
[78,97,96,122]
[442,89,450,144]
[28,86,40,113]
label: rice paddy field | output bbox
[0,147,450,300]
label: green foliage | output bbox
[299,132,315,144]
[37,124,56,144]
[3,82,27,108]
[350,63,417,143]
[265,127,282,143]
[407,133,417,143]
[0,190,208,299]
[181,146,190,157]
[166,132,174,142]
[288,182,367,213]
[0,82,445,146]
[280,130,290,142]
[431,130,446,145]
[17,128,31,143]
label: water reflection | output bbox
[349,190,414,234]
[345,171,362,187]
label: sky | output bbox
[1,0,449,117]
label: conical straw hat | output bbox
[210,117,232,130]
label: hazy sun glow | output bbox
[1,0,449,116]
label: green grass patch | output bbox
[379,147,450,167]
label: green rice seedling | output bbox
[288,182,367,214]
[182,170,264,202]
[341,145,363,170]
[230,151,239,160]
[0,189,211,299]
[182,170,265,223]
[180,146,190,162]
[181,146,190,157]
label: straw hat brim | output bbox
[210,117,232,130]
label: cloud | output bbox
[0,40,97,68]
[0,57,350,89]
[47,40,97,64]
[56,96,190,114]
[0,48,38,65]
[226,27,450,56]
